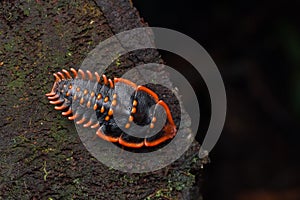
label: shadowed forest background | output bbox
[133,0,300,199]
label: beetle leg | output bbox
[96,126,119,143]
[55,102,69,110]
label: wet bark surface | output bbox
[0,0,203,199]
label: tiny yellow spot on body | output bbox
[104,97,109,103]
[111,100,117,106]
[108,109,113,116]
[150,123,155,129]
[83,89,88,95]
[93,104,98,110]
[133,100,137,106]
[105,116,110,121]
[113,94,117,99]
[131,107,136,114]
[100,106,105,113]
[76,87,80,92]
[125,123,130,129]
[80,97,84,105]
[97,94,102,100]
[128,115,134,122]
[152,117,157,123]
[86,100,91,108]
[90,91,95,97]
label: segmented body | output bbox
[46,68,177,148]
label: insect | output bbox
[46,68,177,148]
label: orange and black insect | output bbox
[46,68,177,148]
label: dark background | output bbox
[133,0,300,199]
